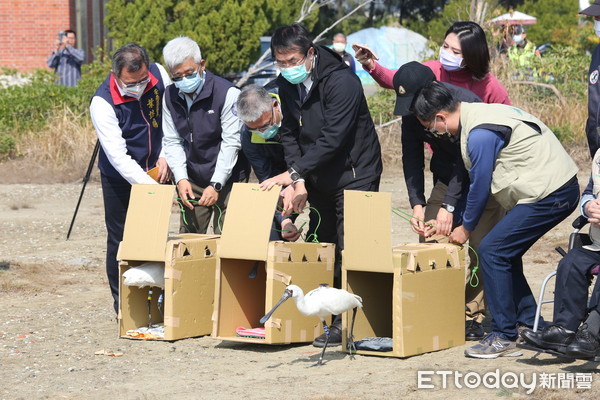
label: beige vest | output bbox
[460,102,578,210]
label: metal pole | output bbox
[66,140,100,240]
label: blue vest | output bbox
[94,63,166,181]
[164,70,247,187]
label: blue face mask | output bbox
[174,70,203,93]
[280,63,310,84]
[256,123,280,140]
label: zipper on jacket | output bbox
[138,97,152,171]
[175,99,193,143]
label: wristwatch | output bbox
[210,182,222,192]
[441,203,455,213]
[288,167,302,183]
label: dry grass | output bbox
[3,105,98,183]
[491,56,588,150]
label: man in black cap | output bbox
[581,1,600,156]
[394,62,505,341]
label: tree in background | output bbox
[105,0,317,76]
[519,0,579,48]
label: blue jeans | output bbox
[479,178,580,340]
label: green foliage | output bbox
[105,0,316,76]
[0,56,110,158]
[366,87,397,125]
[519,0,579,47]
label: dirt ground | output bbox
[1,164,599,400]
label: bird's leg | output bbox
[314,321,330,367]
[348,307,358,360]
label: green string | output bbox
[176,198,224,233]
[272,221,307,234]
[276,205,322,243]
[466,244,480,288]
[391,207,436,228]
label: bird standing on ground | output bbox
[260,284,363,366]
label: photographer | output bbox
[47,29,84,87]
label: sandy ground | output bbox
[1,166,599,400]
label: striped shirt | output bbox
[46,46,85,87]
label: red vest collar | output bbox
[109,71,159,105]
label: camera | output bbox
[58,31,66,42]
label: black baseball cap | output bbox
[393,62,436,116]
[580,0,600,16]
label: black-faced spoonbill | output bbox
[260,284,363,366]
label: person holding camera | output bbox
[46,29,84,87]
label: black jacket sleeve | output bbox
[293,71,363,175]
[401,115,427,208]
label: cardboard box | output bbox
[342,190,466,357]
[212,183,335,344]
[117,184,218,341]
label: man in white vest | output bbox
[413,82,580,359]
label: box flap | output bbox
[343,190,393,272]
[218,183,280,260]
[117,184,175,262]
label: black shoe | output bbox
[565,324,600,358]
[312,325,342,348]
[520,324,575,352]
[465,320,485,341]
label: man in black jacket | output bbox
[261,23,383,347]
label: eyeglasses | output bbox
[119,77,150,89]
[171,67,201,82]
[251,108,275,132]
[274,53,308,69]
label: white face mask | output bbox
[332,42,346,53]
[513,34,523,44]
[595,20,600,37]
[439,48,464,72]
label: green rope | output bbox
[276,205,322,243]
[176,197,224,233]
[466,244,479,288]
[391,207,436,228]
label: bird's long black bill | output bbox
[260,289,292,324]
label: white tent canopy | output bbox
[490,10,537,25]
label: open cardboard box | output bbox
[211,183,335,344]
[342,190,466,357]
[117,184,218,341]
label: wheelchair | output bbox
[533,215,600,332]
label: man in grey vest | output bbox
[413,82,580,359]
[162,36,248,234]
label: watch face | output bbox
[290,172,300,181]
[212,182,222,191]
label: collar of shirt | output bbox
[178,70,207,110]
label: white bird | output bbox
[260,284,363,366]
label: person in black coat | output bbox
[260,23,383,348]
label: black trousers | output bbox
[554,247,600,331]
[101,174,132,314]
[307,178,380,290]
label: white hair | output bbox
[162,36,202,70]
[236,84,274,122]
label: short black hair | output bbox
[445,21,489,80]
[64,29,76,36]
[111,43,150,78]
[412,82,459,122]
[270,23,313,58]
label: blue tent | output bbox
[345,26,433,84]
